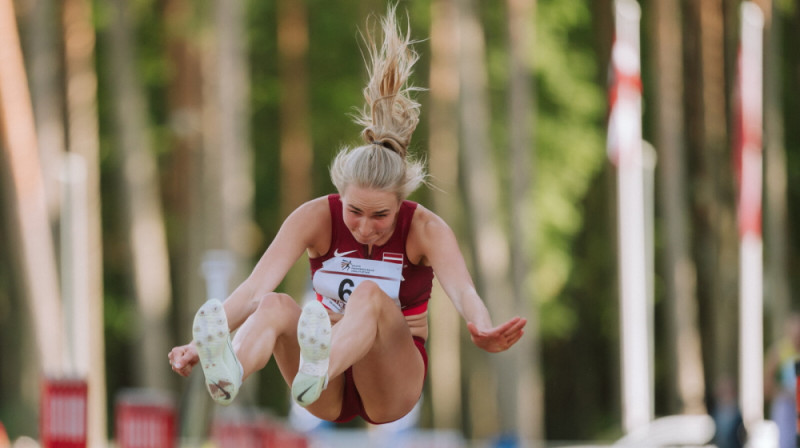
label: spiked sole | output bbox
[193,299,241,406]
[292,301,331,407]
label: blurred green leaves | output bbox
[533,0,605,336]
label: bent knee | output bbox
[254,292,299,315]
[352,280,383,297]
[349,281,393,308]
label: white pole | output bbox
[202,250,235,301]
[643,140,657,418]
[59,151,108,446]
[738,1,765,429]
[611,0,652,434]
[60,152,89,376]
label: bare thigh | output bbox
[233,293,304,384]
[231,293,348,421]
[346,286,426,423]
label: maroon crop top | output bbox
[309,194,434,316]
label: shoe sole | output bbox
[193,299,238,405]
[297,301,332,366]
[293,301,331,406]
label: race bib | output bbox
[313,255,403,313]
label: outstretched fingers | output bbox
[502,317,527,338]
[497,317,527,349]
[497,316,526,335]
[467,317,528,353]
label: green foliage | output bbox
[248,0,281,239]
[782,6,800,303]
[475,0,606,347]
[533,0,606,336]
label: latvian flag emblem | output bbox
[383,252,403,264]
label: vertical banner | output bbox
[40,379,88,448]
[736,1,764,429]
[607,0,652,434]
[115,390,177,448]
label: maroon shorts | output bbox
[334,336,428,424]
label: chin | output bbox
[355,235,377,245]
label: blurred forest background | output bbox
[1,0,799,444]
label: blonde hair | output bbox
[330,5,427,200]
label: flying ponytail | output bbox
[330,5,427,200]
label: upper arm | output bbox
[225,197,329,317]
[247,197,331,291]
[408,206,477,311]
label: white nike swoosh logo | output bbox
[333,249,357,257]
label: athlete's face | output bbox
[341,185,401,247]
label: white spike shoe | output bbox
[292,301,332,407]
[193,299,242,406]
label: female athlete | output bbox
[168,6,527,424]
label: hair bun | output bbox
[362,128,406,157]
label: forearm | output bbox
[221,281,261,332]
[453,288,493,330]
[218,221,311,332]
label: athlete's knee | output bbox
[348,281,393,313]
[254,292,298,316]
[353,280,382,296]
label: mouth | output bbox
[353,232,378,245]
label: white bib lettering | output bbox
[313,256,402,313]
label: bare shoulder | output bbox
[411,203,449,233]
[291,196,331,219]
[286,196,332,255]
[408,203,453,266]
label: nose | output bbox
[357,218,372,237]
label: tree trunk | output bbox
[163,0,204,358]
[702,0,739,398]
[62,0,106,444]
[650,0,707,415]
[505,0,543,440]
[277,0,313,300]
[106,0,173,391]
[0,0,64,378]
[203,0,253,276]
[16,0,66,430]
[21,0,65,221]
[685,0,738,399]
[763,0,790,344]
[163,0,214,440]
[457,0,518,438]
[428,0,464,431]
[277,0,313,219]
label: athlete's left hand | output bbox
[467,317,527,353]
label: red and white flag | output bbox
[736,2,765,429]
[733,5,763,237]
[606,37,642,167]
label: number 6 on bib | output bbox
[312,256,403,313]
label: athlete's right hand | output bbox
[168,343,199,377]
